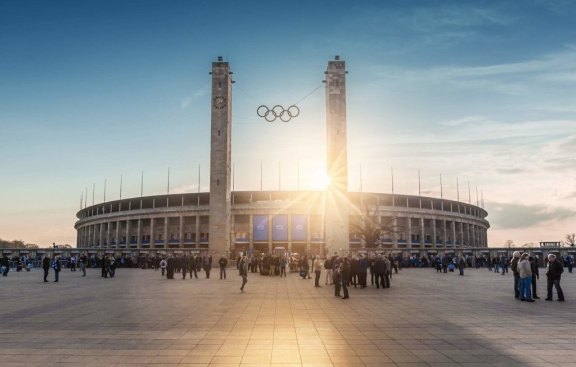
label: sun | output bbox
[309,171,331,191]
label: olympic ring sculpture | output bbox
[257,105,300,122]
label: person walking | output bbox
[493,256,499,273]
[203,255,212,278]
[101,255,108,278]
[301,255,310,280]
[160,258,167,276]
[42,255,50,282]
[529,256,540,299]
[511,251,521,299]
[52,256,61,282]
[333,264,342,297]
[341,257,350,299]
[458,256,466,276]
[239,255,248,293]
[383,256,391,288]
[189,255,197,279]
[70,255,76,272]
[79,253,87,277]
[313,256,322,287]
[181,256,189,280]
[280,256,287,277]
[518,253,534,302]
[545,254,565,302]
[219,255,228,280]
[324,255,333,285]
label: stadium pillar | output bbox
[208,56,232,257]
[324,56,350,254]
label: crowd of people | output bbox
[0,250,570,303]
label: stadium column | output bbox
[420,217,425,246]
[99,224,103,248]
[459,221,464,247]
[87,226,92,247]
[451,221,456,247]
[208,56,232,257]
[137,219,142,246]
[195,215,200,249]
[432,218,436,246]
[287,215,292,254]
[392,217,398,247]
[472,224,476,247]
[306,215,311,254]
[325,56,350,254]
[164,217,168,248]
[442,220,447,244]
[150,218,155,248]
[407,217,412,247]
[249,215,254,252]
[467,223,471,246]
[126,220,131,246]
[268,214,273,254]
[116,221,120,247]
[179,216,184,247]
[106,222,111,247]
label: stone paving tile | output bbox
[1,267,575,366]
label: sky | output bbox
[0,0,575,247]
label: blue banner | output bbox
[272,215,288,241]
[253,215,269,241]
[291,215,307,241]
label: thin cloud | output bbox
[486,201,576,229]
[181,84,210,110]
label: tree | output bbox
[349,204,404,248]
[523,242,537,248]
[0,238,39,249]
[565,233,576,247]
[504,240,515,248]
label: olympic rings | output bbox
[256,105,300,122]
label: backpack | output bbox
[51,260,58,269]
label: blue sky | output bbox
[1,0,575,246]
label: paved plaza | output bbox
[1,266,575,367]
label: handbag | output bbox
[300,269,307,278]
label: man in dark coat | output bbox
[101,255,108,278]
[349,257,359,288]
[545,254,565,301]
[181,256,188,279]
[340,257,350,299]
[42,255,51,282]
[166,257,174,279]
[189,255,198,279]
[203,255,212,278]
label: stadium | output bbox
[73,56,490,259]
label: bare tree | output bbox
[565,233,576,247]
[504,240,515,248]
[349,204,404,249]
[523,242,537,248]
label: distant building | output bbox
[540,241,561,247]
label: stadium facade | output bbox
[73,56,490,258]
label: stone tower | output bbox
[324,56,350,254]
[209,56,232,256]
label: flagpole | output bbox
[297,160,300,191]
[92,183,95,205]
[167,167,170,195]
[104,179,107,202]
[119,175,123,200]
[418,169,421,196]
[260,161,263,191]
[457,178,460,201]
[440,173,443,199]
[141,171,143,197]
[360,164,363,193]
[198,165,201,193]
[468,181,471,204]
[279,162,281,191]
[80,192,83,210]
